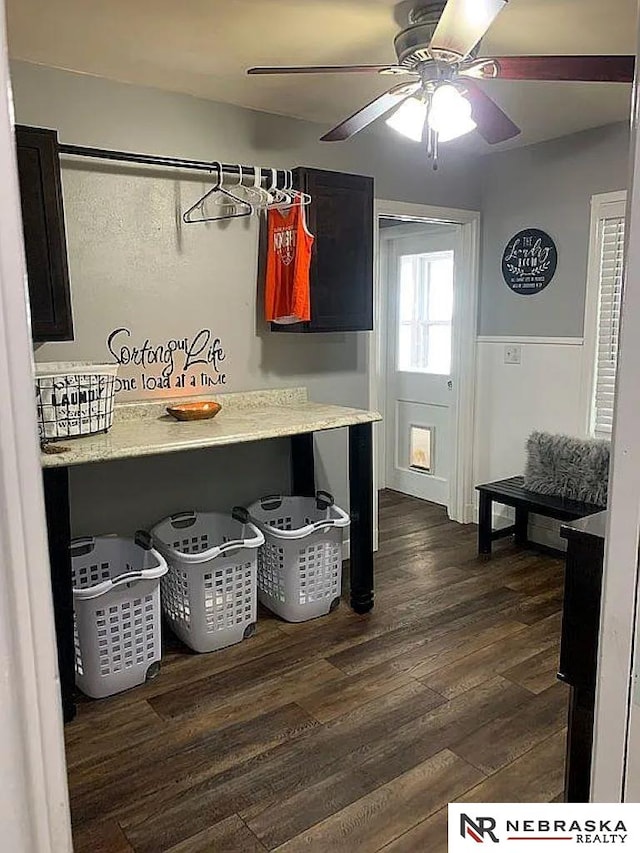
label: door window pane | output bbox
[399,256,416,322]
[397,250,454,374]
[427,257,454,322]
[427,325,452,375]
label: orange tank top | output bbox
[265,203,314,324]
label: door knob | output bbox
[447,380,453,390]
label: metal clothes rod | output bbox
[58,143,266,177]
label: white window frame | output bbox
[581,190,627,438]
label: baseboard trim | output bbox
[477,335,584,346]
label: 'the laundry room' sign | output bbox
[106,327,227,395]
[502,228,558,295]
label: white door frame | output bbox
[591,14,640,801]
[0,6,73,849]
[370,199,480,523]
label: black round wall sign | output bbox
[501,228,558,296]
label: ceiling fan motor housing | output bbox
[394,2,447,66]
[395,2,483,68]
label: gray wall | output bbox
[11,61,484,211]
[11,61,482,535]
[478,121,630,337]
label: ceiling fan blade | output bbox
[463,80,521,144]
[461,55,635,83]
[320,81,421,142]
[247,64,410,76]
[430,0,508,62]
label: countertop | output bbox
[41,387,382,469]
[560,510,608,542]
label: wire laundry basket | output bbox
[35,361,118,440]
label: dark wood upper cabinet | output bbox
[272,167,374,333]
[15,125,74,342]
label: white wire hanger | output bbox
[265,168,290,211]
[286,170,312,209]
[182,161,253,223]
[232,164,273,214]
[183,164,311,221]
[266,169,311,212]
[251,165,274,211]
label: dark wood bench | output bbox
[476,476,604,556]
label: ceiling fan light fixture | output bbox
[385,96,428,142]
[427,83,477,142]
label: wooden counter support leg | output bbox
[43,467,76,723]
[515,506,529,548]
[348,422,374,614]
[290,432,315,497]
[478,490,493,555]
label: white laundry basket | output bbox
[151,508,264,653]
[35,362,118,440]
[248,492,350,623]
[71,532,168,700]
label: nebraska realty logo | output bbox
[449,805,637,851]
[460,814,500,843]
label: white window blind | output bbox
[593,215,625,437]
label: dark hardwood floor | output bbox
[65,490,568,852]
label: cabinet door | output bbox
[272,168,373,333]
[305,168,373,332]
[15,125,73,342]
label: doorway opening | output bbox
[371,201,480,524]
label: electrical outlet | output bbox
[504,345,522,365]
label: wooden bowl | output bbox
[166,401,222,422]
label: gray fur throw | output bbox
[524,431,610,507]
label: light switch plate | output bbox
[504,345,522,365]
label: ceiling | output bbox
[6,0,637,151]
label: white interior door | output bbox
[384,225,458,506]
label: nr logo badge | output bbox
[461,813,500,843]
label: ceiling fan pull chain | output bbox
[425,123,439,172]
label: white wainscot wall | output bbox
[473,337,586,550]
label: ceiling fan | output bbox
[247,0,634,166]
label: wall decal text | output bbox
[107,327,227,394]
